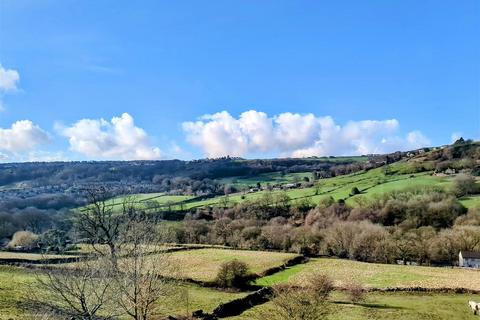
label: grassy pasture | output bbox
[101,159,479,213]
[0,266,40,319]
[0,265,248,320]
[79,193,195,214]
[158,283,248,316]
[58,247,298,282]
[219,171,314,188]
[230,291,480,320]
[163,248,299,282]
[0,252,74,261]
[66,243,179,256]
[1,252,479,319]
[459,195,480,209]
[255,258,480,290]
[171,165,463,211]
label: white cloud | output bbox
[59,113,161,160]
[183,110,431,158]
[0,120,50,153]
[0,65,20,92]
[406,130,431,148]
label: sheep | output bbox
[469,301,480,315]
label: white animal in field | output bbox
[469,301,480,315]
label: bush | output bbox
[344,280,365,303]
[309,272,334,300]
[259,272,333,320]
[452,173,478,197]
[7,231,39,250]
[215,259,250,288]
[350,187,361,196]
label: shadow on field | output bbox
[332,300,405,310]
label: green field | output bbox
[33,247,297,283]
[459,195,480,209]
[0,265,248,320]
[183,165,459,210]
[66,243,178,255]
[0,266,40,319]
[102,157,480,214]
[230,291,480,320]
[0,248,294,319]
[82,193,195,213]
[162,248,298,282]
[2,249,480,319]
[219,171,315,188]
[255,258,480,290]
[0,251,74,261]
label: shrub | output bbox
[452,173,478,197]
[258,273,333,320]
[350,187,361,196]
[344,280,365,303]
[309,272,334,300]
[215,259,250,288]
[7,231,39,250]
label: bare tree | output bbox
[35,188,178,320]
[75,187,136,260]
[112,221,175,320]
[34,256,118,320]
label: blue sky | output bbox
[0,0,478,161]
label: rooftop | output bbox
[461,251,480,259]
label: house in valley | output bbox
[459,251,480,268]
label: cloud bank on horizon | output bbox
[0,110,433,162]
[183,110,431,158]
[57,113,162,160]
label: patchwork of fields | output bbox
[0,265,248,320]
[108,160,480,214]
[1,248,479,319]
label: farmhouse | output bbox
[283,183,301,189]
[459,251,480,268]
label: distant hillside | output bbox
[0,156,367,210]
[0,140,478,213]
[107,140,480,215]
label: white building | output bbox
[459,251,480,268]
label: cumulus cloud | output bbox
[0,65,20,92]
[183,110,431,158]
[0,120,50,153]
[59,113,161,160]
